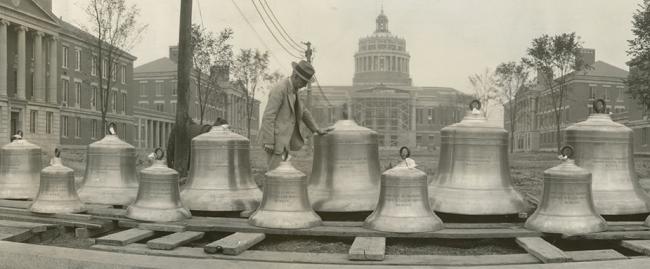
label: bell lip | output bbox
[363,215,444,233]
[77,187,138,206]
[180,187,262,211]
[428,186,527,215]
[29,202,87,214]
[125,205,192,222]
[524,215,608,236]
[248,210,322,229]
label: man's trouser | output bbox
[266,151,283,171]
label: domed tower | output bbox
[353,9,412,86]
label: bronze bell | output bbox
[127,149,191,222]
[30,149,86,214]
[0,131,42,199]
[364,147,443,233]
[249,155,321,229]
[565,99,650,215]
[525,146,607,236]
[78,123,138,205]
[429,100,526,215]
[309,120,381,212]
[181,125,261,211]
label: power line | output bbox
[250,0,302,59]
[258,0,305,53]
[196,0,205,27]
[313,75,333,107]
[229,0,287,71]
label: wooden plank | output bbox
[147,231,204,250]
[0,200,32,209]
[348,237,385,261]
[0,213,105,229]
[204,232,265,255]
[0,219,55,233]
[621,240,650,255]
[96,228,155,246]
[118,219,139,228]
[86,207,127,220]
[566,231,650,240]
[515,237,571,263]
[139,223,185,233]
[0,206,93,221]
[0,227,33,242]
[567,249,627,262]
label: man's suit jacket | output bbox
[259,78,319,154]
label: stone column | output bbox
[48,36,57,104]
[33,31,45,102]
[0,20,8,97]
[16,25,27,99]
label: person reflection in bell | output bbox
[259,60,332,170]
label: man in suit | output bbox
[259,60,332,170]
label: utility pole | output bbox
[174,0,193,177]
[303,41,313,109]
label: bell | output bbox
[30,149,86,214]
[309,120,381,211]
[181,125,261,211]
[127,149,191,222]
[364,147,443,233]
[78,124,138,205]
[565,99,650,215]
[429,100,526,215]
[0,131,42,199]
[525,146,607,235]
[249,156,321,229]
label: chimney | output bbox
[577,48,595,67]
[169,46,179,62]
[35,0,52,12]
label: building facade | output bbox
[0,0,136,157]
[311,10,470,149]
[133,46,260,151]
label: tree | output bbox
[83,0,147,135]
[232,49,270,139]
[495,60,532,153]
[627,0,650,110]
[524,32,589,153]
[468,68,499,118]
[190,24,234,124]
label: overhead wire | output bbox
[258,0,305,53]
[313,75,333,107]
[250,0,303,60]
[196,0,205,27]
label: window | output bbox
[427,109,433,124]
[75,81,81,106]
[75,49,81,71]
[91,119,97,138]
[171,101,177,114]
[121,65,126,84]
[112,63,117,81]
[62,79,69,104]
[62,46,69,68]
[156,82,163,96]
[121,93,127,113]
[428,135,434,143]
[171,82,177,96]
[29,110,37,133]
[121,123,127,138]
[111,91,117,111]
[91,86,98,108]
[102,59,108,79]
[589,87,595,99]
[389,135,398,146]
[75,117,81,137]
[155,103,164,112]
[91,55,97,76]
[643,128,648,146]
[62,116,68,137]
[140,82,147,96]
[416,135,422,145]
[46,112,52,134]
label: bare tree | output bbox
[83,0,147,135]
[524,33,589,153]
[495,60,532,153]
[191,24,233,124]
[232,49,270,139]
[468,68,499,118]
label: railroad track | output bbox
[1,199,650,268]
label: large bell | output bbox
[429,100,526,215]
[78,124,138,205]
[565,99,650,215]
[309,120,381,211]
[364,147,443,233]
[525,146,607,236]
[0,131,42,199]
[30,149,86,214]
[127,149,191,222]
[249,157,321,229]
[181,125,261,211]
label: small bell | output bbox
[30,149,86,214]
[127,148,191,222]
[525,146,607,236]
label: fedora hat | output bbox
[291,60,315,82]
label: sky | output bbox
[52,0,641,124]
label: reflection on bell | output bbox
[0,131,42,199]
[78,124,138,205]
[127,149,191,222]
[525,146,607,236]
[365,149,443,233]
[309,120,381,212]
[565,99,650,215]
[181,125,261,211]
[30,150,85,214]
[429,100,526,215]
[249,159,321,229]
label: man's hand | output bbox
[263,144,274,154]
[316,126,335,136]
